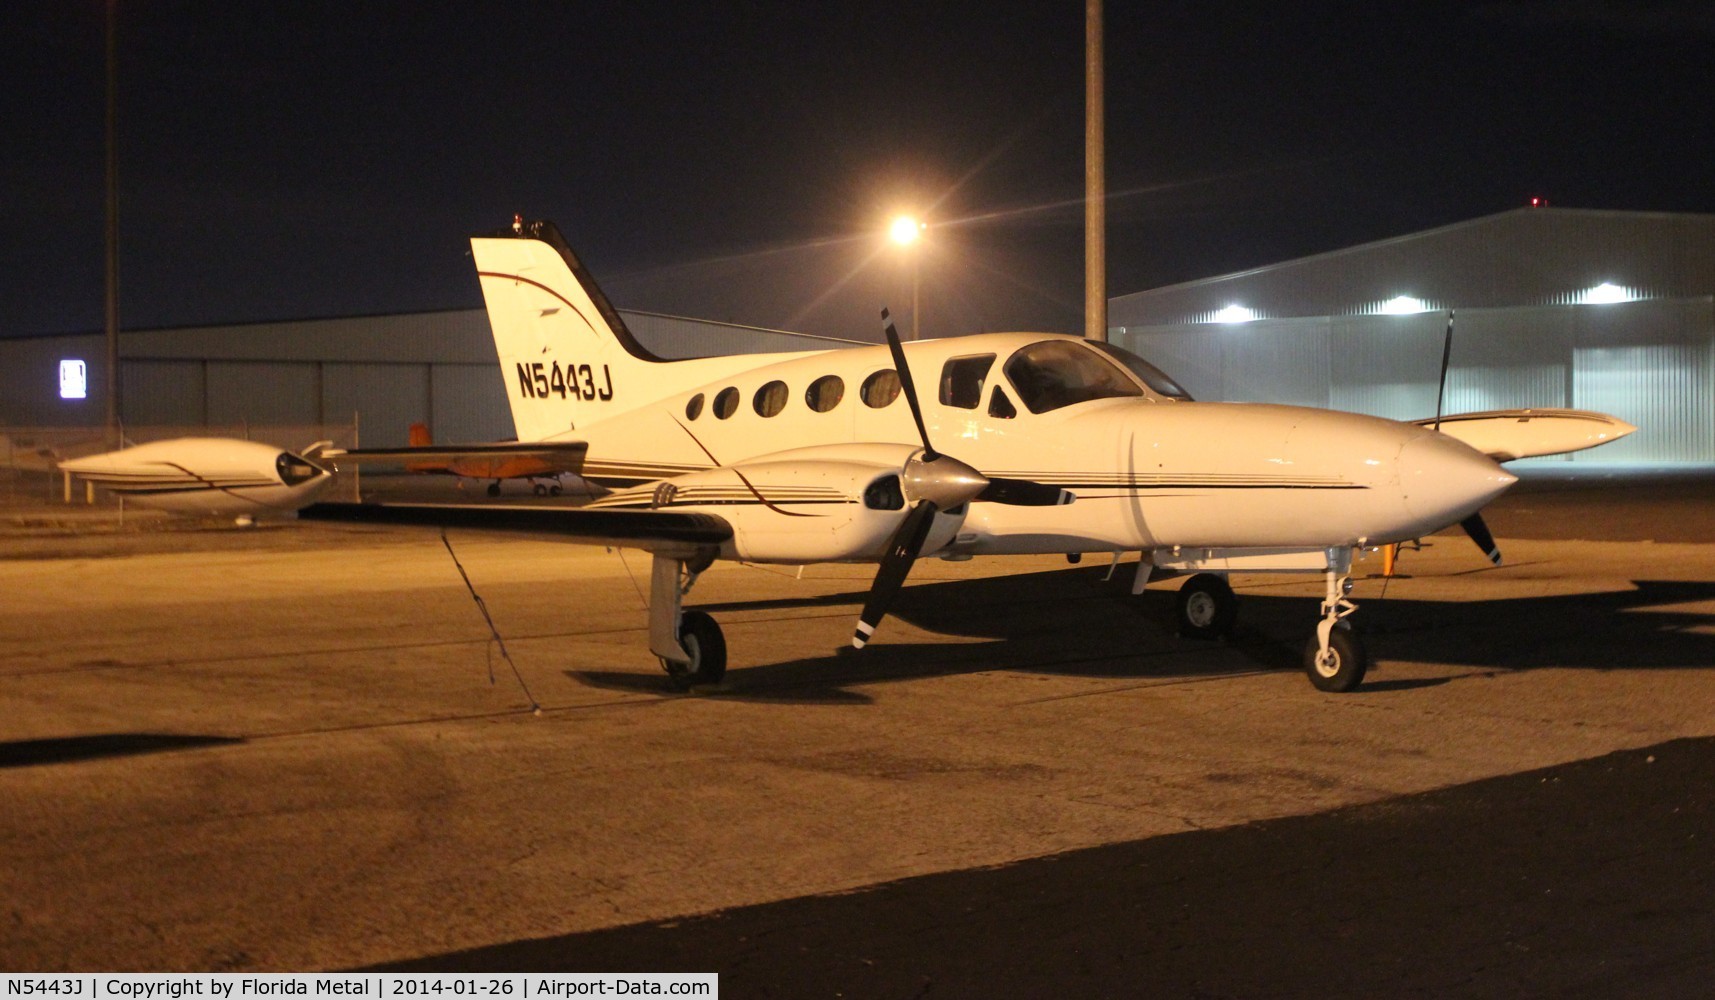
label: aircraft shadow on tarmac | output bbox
[569,564,1715,703]
[0,733,246,769]
[368,738,1715,995]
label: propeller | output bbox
[852,311,1071,649]
[1461,512,1502,565]
[1433,310,1454,432]
[1433,310,1503,565]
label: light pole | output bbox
[889,215,924,340]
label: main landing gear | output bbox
[649,549,726,690]
[1175,573,1238,639]
[1161,546,1369,692]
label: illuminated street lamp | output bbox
[890,215,925,340]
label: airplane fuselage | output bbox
[547,333,1514,562]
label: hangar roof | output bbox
[4,309,856,365]
[1110,208,1715,327]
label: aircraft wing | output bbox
[298,501,730,554]
[1414,408,1637,461]
[318,441,589,466]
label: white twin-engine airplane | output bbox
[291,219,1633,692]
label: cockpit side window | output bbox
[938,354,995,410]
[1002,340,1145,414]
[1086,341,1195,401]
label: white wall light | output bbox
[1377,295,1430,315]
[1576,282,1636,305]
[1212,304,1257,323]
[59,359,88,400]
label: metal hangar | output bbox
[1109,208,1715,463]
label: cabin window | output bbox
[938,354,995,409]
[1086,341,1195,401]
[754,380,789,417]
[685,393,705,420]
[1003,340,1144,414]
[713,386,740,419]
[861,369,902,408]
[806,374,844,413]
[988,386,1017,419]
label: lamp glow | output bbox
[889,216,923,246]
[1579,282,1634,305]
[1212,304,1257,323]
[1378,295,1430,315]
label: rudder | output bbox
[471,220,662,442]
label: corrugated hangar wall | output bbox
[1,309,858,448]
[1110,209,1715,463]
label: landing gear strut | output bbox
[649,549,725,690]
[1304,550,1366,692]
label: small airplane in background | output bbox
[301,218,1636,693]
[399,421,585,496]
[57,437,337,523]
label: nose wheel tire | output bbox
[1176,573,1238,639]
[1304,628,1367,692]
[662,610,727,690]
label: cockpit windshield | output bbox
[1086,342,1194,401]
[1002,340,1144,414]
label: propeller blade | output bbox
[976,476,1075,507]
[879,306,1070,510]
[1433,310,1454,432]
[852,500,939,649]
[1461,512,1502,565]
[881,308,937,461]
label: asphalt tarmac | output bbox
[381,738,1715,998]
[2,466,1713,995]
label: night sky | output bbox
[5,1,1714,342]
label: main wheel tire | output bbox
[1176,573,1238,639]
[662,610,727,690]
[1303,628,1367,692]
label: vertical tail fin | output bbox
[471,220,662,442]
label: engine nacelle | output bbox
[596,444,966,564]
[57,437,335,517]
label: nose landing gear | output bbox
[1305,550,1366,692]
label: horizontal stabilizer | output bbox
[1414,409,1636,461]
[320,441,589,464]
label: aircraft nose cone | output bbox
[1398,432,1517,527]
